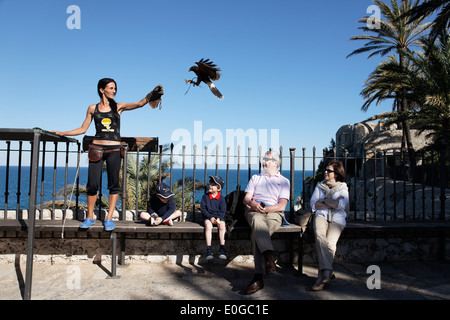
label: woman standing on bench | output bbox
[310,160,349,291]
[53,78,163,231]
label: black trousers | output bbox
[86,144,122,196]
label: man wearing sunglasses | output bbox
[242,151,290,295]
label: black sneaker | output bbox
[206,247,213,260]
[218,246,227,260]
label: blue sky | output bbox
[0,0,396,168]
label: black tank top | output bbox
[93,103,121,141]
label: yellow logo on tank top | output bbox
[101,118,114,132]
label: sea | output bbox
[0,166,313,210]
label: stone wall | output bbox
[335,121,432,159]
[1,211,448,266]
[347,177,450,220]
[1,228,448,265]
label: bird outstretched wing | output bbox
[196,58,221,81]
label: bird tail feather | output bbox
[208,82,224,100]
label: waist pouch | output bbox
[88,144,124,162]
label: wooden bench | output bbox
[0,218,305,278]
[343,220,450,254]
[2,218,448,278]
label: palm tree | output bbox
[404,32,450,158]
[120,144,205,212]
[172,177,205,212]
[360,55,418,130]
[121,146,168,211]
[401,0,450,45]
[347,0,432,167]
[361,30,449,161]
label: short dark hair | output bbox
[326,160,346,182]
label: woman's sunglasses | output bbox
[324,169,335,173]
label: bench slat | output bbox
[2,219,448,234]
[0,219,304,234]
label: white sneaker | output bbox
[163,219,173,226]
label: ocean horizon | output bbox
[0,166,314,210]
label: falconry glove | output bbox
[146,84,164,109]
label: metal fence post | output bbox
[289,148,295,219]
[439,150,447,220]
[182,145,186,217]
[193,144,197,220]
[121,144,128,220]
[24,130,41,300]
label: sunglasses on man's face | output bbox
[324,169,335,174]
[262,157,277,162]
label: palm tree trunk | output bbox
[401,98,417,177]
[398,52,417,172]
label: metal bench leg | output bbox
[298,233,304,276]
[109,232,120,278]
[119,233,127,266]
[288,235,294,265]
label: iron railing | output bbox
[1,138,449,223]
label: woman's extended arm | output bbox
[117,84,164,113]
[52,105,94,136]
[117,97,148,113]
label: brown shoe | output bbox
[244,279,264,295]
[312,279,325,291]
[264,253,277,274]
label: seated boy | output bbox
[140,182,182,226]
[200,176,227,260]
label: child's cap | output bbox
[209,175,225,190]
[156,182,174,198]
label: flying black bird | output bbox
[185,58,223,100]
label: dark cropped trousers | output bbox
[86,144,122,196]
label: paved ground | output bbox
[0,259,449,301]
